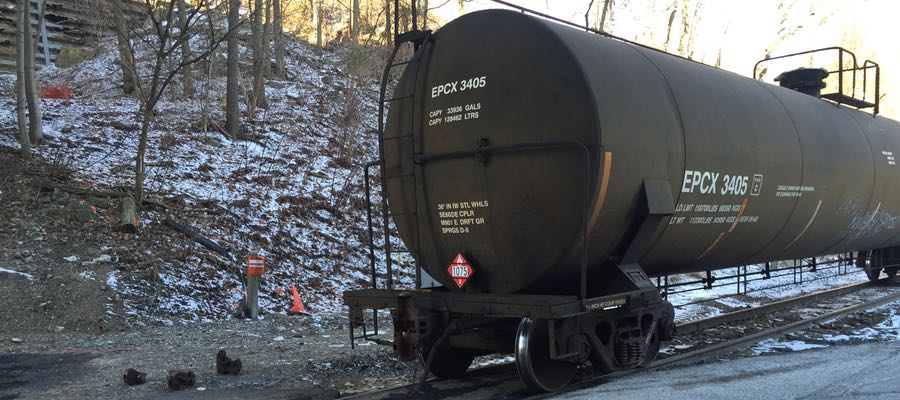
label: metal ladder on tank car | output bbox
[351,28,432,349]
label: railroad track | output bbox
[345,280,900,400]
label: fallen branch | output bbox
[162,218,233,260]
[163,218,244,290]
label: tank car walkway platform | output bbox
[555,341,900,400]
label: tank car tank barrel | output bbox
[382,9,900,295]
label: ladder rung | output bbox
[366,338,394,346]
[387,211,417,217]
[382,134,414,141]
[385,173,415,179]
[389,58,420,68]
[384,95,413,103]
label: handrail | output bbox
[863,60,881,114]
[752,46,856,80]
[753,46,880,115]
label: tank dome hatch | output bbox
[775,67,829,97]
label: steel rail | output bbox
[526,283,900,400]
[343,279,896,399]
[676,280,874,334]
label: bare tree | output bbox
[662,1,677,51]
[249,0,268,118]
[675,0,703,58]
[177,0,194,96]
[316,0,324,46]
[200,0,218,133]
[595,0,612,32]
[352,0,360,46]
[110,0,140,95]
[263,0,271,77]
[226,0,242,138]
[273,0,284,77]
[23,0,43,144]
[126,0,236,207]
[384,0,391,45]
[15,0,32,161]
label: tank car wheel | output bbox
[515,317,577,392]
[420,342,475,379]
[858,250,883,281]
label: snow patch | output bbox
[752,339,829,355]
[0,267,34,281]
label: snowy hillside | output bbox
[0,31,413,325]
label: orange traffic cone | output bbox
[289,284,307,315]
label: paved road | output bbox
[556,341,900,400]
[0,353,97,400]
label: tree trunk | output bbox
[15,0,32,161]
[597,0,611,32]
[400,2,408,32]
[23,0,43,144]
[384,0,391,45]
[677,0,691,57]
[315,0,323,47]
[33,0,46,61]
[121,196,138,233]
[177,0,194,97]
[250,0,268,117]
[263,0,271,78]
[663,5,676,52]
[421,0,428,30]
[134,83,157,209]
[110,0,139,96]
[352,0,359,46]
[273,0,283,77]
[225,0,242,138]
[201,1,216,133]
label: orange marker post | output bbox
[246,255,265,319]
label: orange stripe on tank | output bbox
[698,232,726,259]
[586,151,613,234]
[728,198,749,233]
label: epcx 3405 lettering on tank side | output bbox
[681,170,751,196]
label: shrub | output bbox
[41,83,74,100]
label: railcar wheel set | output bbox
[344,1,900,392]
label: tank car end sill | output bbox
[343,289,583,319]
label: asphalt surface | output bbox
[555,341,900,400]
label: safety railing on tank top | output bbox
[753,47,880,115]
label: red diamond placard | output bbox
[447,253,473,288]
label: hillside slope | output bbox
[0,30,413,329]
